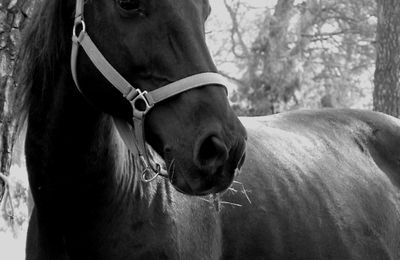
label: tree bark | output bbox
[374,0,400,117]
[0,0,36,199]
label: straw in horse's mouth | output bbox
[228,180,252,204]
[197,180,252,212]
[198,193,242,212]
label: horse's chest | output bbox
[95,205,222,259]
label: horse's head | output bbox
[72,0,247,196]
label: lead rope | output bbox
[0,172,15,233]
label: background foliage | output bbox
[207,0,377,115]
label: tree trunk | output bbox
[0,0,37,204]
[374,0,400,117]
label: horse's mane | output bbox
[17,0,72,124]
[17,0,163,191]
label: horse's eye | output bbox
[117,0,141,11]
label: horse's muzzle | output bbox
[168,135,247,196]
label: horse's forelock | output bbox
[17,0,73,127]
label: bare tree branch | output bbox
[223,0,251,59]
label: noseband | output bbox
[70,0,228,182]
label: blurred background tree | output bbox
[208,0,377,116]
[374,0,400,117]
[0,0,38,239]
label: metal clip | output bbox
[140,156,162,183]
[141,167,160,183]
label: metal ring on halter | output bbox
[126,89,154,119]
[141,163,161,183]
[73,19,86,42]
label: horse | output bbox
[20,0,247,258]
[18,0,400,260]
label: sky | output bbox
[210,0,275,11]
[209,0,273,19]
[209,0,306,19]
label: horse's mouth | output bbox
[168,139,246,196]
[170,170,235,196]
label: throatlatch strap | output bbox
[74,0,84,19]
[71,0,84,91]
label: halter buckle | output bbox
[125,89,154,118]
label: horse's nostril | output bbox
[164,146,172,155]
[194,135,228,172]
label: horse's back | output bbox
[220,109,400,259]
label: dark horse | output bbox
[20,0,247,258]
[19,0,400,259]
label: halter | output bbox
[70,0,229,182]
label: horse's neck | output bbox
[26,72,168,230]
